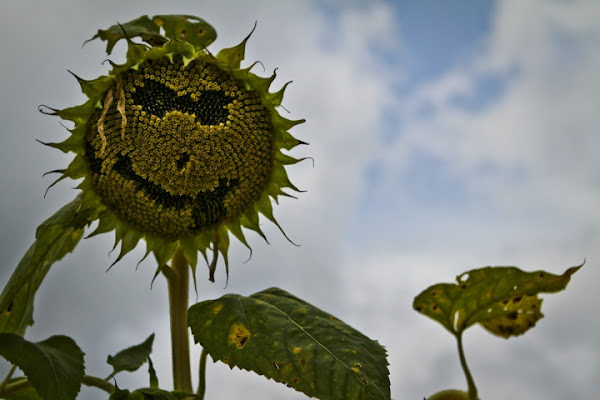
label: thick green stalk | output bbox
[166,246,193,393]
[456,333,478,400]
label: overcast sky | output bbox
[1,1,599,399]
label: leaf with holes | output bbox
[0,334,85,400]
[188,287,390,400]
[413,263,582,338]
[85,14,217,54]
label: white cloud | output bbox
[348,1,600,399]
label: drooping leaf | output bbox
[413,264,582,338]
[188,287,390,400]
[0,334,85,400]
[0,194,91,334]
[107,334,154,377]
[479,294,543,338]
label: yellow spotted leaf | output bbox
[188,287,390,400]
[413,264,582,338]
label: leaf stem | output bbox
[83,375,116,394]
[166,246,193,393]
[456,333,478,400]
[0,377,29,396]
[0,375,115,397]
[197,347,208,399]
[0,364,17,393]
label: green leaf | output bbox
[85,15,164,54]
[188,287,390,400]
[85,14,217,54]
[0,334,85,400]
[413,264,582,338]
[152,15,217,50]
[0,194,90,334]
[107,334,154,377]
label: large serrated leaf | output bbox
[188,287,390,400]
[0,334,85,400]
[0,194,90,334]
[106,334,154,377]
[413,264,582,338]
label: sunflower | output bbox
[41,15,305,282]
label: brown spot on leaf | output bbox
[229,323,250,349]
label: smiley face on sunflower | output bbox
[43,15,305,281]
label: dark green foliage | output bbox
[0,334,85,400]
[189,287,391,400]
[107,334,155,378]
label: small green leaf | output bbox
[152,15,217,49]
[413,264,582,338]
[188,287,390,400]
[0,195,90,334]
[107,334,154,377]
[0,334,85,400]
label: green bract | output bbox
[42,15,305,281]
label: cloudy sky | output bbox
[1,1,599,399]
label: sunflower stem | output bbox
[167,246,193,393]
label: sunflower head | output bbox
[42,15,305,282]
